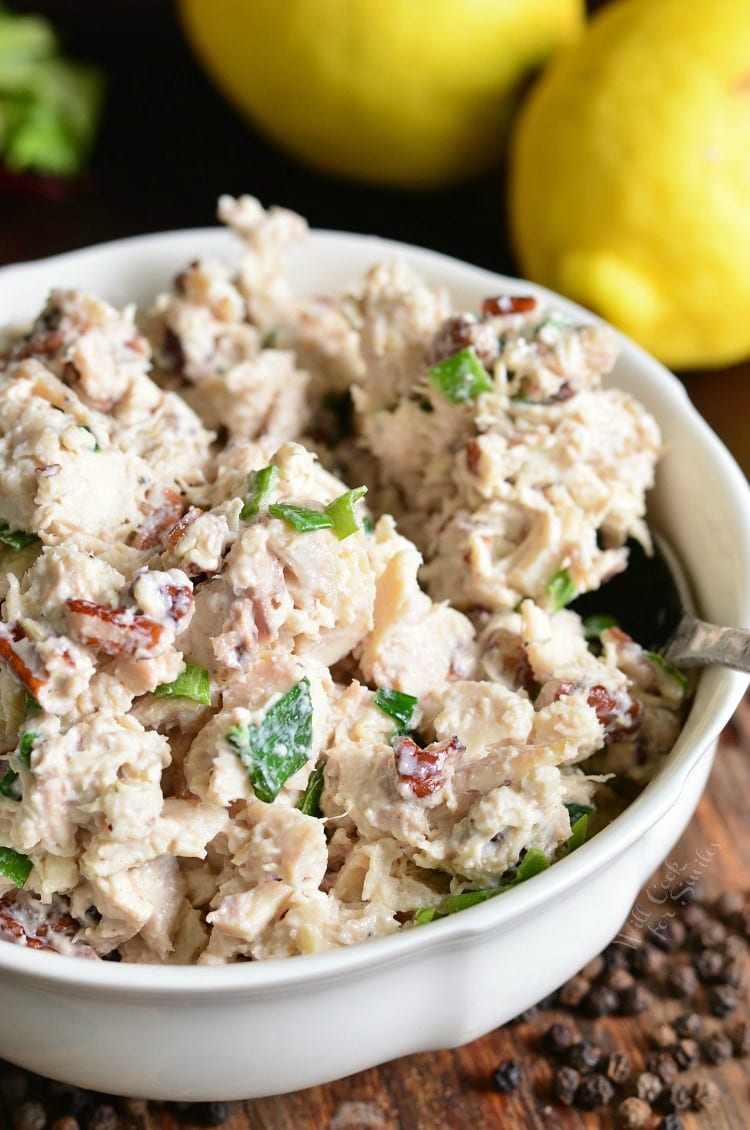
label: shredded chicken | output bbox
[0,196,687,963]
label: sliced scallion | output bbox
[325,486,367,540]
[268,503,334,533]
[428,347,494,404]
[240,464,278,521]
[154,663,211,706]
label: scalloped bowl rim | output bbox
[0,225,747,997]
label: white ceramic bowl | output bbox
[0,229,749,1101]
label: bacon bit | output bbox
[548,380,576,403]
[0,624,47,696]
[65,598,164,658]
[554,679,580,700]
[394,734,464,798]
[465,438,482,475]
[131,487,186,550]
[161,583,193,622]
[481,295,538,318]
[10,328,66,361]
[587,684,642,742]
[35,464,61,477]
[161,506,202,550]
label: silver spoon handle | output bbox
[663,615,750,673]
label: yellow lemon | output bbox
[509,0,750,369]
[178,0,584,189]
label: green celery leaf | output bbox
[0,845,32,887]
[268,503,334,533]
[374,687,418,736]
[154,663,211,706]
[428,347,494,404]
[325,485,367,540]
[546,567,577,612]
[241,464,278,520]
[227,678,313,803]
[296,761,325,818]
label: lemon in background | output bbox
[179,0,584,189]
[509,0,750,369]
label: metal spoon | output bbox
[571,534,750,674]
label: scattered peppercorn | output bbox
[606,966,635,993]
[690,1077,721,1111]
[657,1115,684,1130]
[696,919,727,950]
[85,1105,118,1130]
[672,1039,700,1071]
[629,943,664,978]
[662,1081,691,1114]
[582,984,620,1018]
[682,902,708,932]
[620,984,653,1015]
[605,1051,631,1086]
[603,942,630,970]
[652,919,686,951]
[635,1072,664,1105]
[617,1096,652,1128]
[723,958,746,989]
[51,1119,79,1130]
[582,954,605,980]
[708,984,738,1018]
[568,1041,603,1074]
[713,890,745,922]
[0,1072,29,1107]
[702,1032,733,1064]
[492,1059,523,1094]
[552,1065,581,1106]
[557,975,590,1009]
[673,1012,702,1039]
[576,1072,615,1111]
[13,1102,47,1130]
[646,1051,679,1085]
[694,949,725,984]
[542,1022,577,1057]
[666,964,699,998]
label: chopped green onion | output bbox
[0,524,39,551]
[428,347,494,404]
[227,678,313,804]
[0,770,19,799]
[78,424,101,452]
[240,464,278,520]
[414,846,549,924]
[325,486,368,540]
[296,762,325,818]
[0,846,32,887]
[24,692,40,716]
[582,614,619,640]
[565,813,590,853]
[374,688,418,736]
[17,732,38,767]
[362,515,374,534]
[154,663,211,706]
[268,503,334,533]
[546,567,577,612]
[646,651,688,691]
[564,802,593,826]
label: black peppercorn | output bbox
[582,984,620,1017]
[51,1118,79,1130]
[620,984,653,1015]
[557,975,590,1009]
[662,1081,691,1113]
[13,1102,47,1130]
[552,1065,580,1106]
[694,949,725,984]
[713,890,745,922]
[681,902,708,932]
[702,1031,733,1064]
[652,918,686,951]
[690,1078,721,1111]
[673,1011,702,1039]
[542,1022,577,1057]
[576,1072,615,1110]
[86,1105,119,1130]
[582,954,605,980]
[708,984,737,1018]
[492,1059,523,1093]
[617,1096,652,1128]
[635,1072,663,1104]
[606,966,635,992]
[568,1040,604,1074]
[646,1051,679,1085]
[630,943,664,977]
[728,1019,750,1057]
[657,1114,685,1130]
[603,942,630,970]
[666,964,699,998]
[605,1051,632,1086]
[652,1023,677,1049]
[672,1039,700,1071]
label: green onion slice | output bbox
[428,347,494,404]
[0,524,40,551]
[227,678,313,804]
[414,846,549,924]
[374,688,418,736]
[241,464,279,521]
[325,486,368,540]
[17,732,38,767]
[0,846,32,887]
[268,503,334,533]
[582,614,619,640]
[154,663,211,706]
[646,651,688,691]
[546,567,577,612]
[0,770,19,799]
[296,762,325,818]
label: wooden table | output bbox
[1,3,749,1127]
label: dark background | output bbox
[0,0,605,271]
